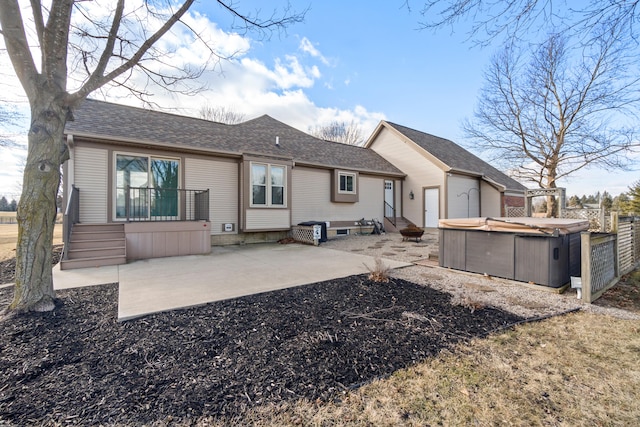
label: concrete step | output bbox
[67,246,126,260]
[60,255,126,270]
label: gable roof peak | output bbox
[376,120,527,192]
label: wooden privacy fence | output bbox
[578,215,640,303]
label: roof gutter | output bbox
[480,176,506,192]
[294,160,406,178]
[447,167,482,178]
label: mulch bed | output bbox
[0,245,63,285]
[0,275,523,426]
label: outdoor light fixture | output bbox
[409,190,414,200]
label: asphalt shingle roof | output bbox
[65,99,404,176]
[385,122,527,192]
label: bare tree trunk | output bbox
[546,195,557,218]
[8,97,69,313]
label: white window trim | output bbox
[113,151,181,221]
[338,171,357,195]
[250,162,287,208]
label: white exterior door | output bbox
[424,188,439,228]
[384,180,394,217]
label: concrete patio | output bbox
[53,243,412,320]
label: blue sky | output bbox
[0,0,637,200]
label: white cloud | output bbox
[299,37,330,66]
[0,2,389,196]
[272,55,318,89]
[0,144,26,199]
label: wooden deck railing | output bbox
[124,187,209,222]
[62,185,80,260]
[384,201,396,227]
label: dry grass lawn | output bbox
[1,215,638,425]
[0,223,63,261]
[202,311,640,426]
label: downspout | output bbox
[65,134,75,209]
[61,134,74,261]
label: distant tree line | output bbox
[308,120,364,146]
[565,182,640,216]
[0,196,18,211]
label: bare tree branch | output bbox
[0,0,40,97]
[0,103,23,147]
[29,0,45,48]
[417,0,640,46]
[464,29,640,216]
[217,0,307,36]
[0,0,305,314]
[68,0,197,103]
[199,104,246,124]
[309,120,365,146]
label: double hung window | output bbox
[251,163,286,207]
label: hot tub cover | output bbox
[438,217,589,235]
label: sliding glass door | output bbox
[116,154,180,220]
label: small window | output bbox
[338,172,356,194]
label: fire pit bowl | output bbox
[400,225,424,242]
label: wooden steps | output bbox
[60,224,127,270]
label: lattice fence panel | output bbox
[635,219,640,263]
[618,221,635,275]
[290,226,316,245]
[563,208,609,232]
[506,206,525,217]
[589,238,616,295]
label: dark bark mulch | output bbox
[0,245,63,285]
[0,275,523,426]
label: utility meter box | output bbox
[312,224,322,240]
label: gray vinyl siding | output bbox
[369,127,444,226]
[447,175,480,218]
[291,168,331,224]
[75,146,108,223]
[185,157,238,235]
[291,167,384,224]
[245,209,291,230]
[480,181,501,217]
